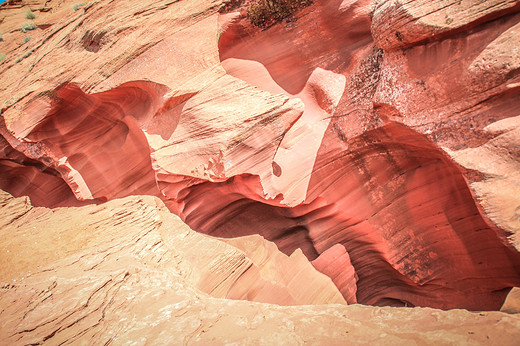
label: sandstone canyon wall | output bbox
[1,0,520,343]
[0,189,519,344]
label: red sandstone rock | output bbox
[501,287,520,314]
[0,189,344,306]
[371,0,520,50]
[2,190,519,344]
[209,0,520,310]
[1,0,520,321]
[312,244,358,304]
[0,133,92,207]
[16,82,163,202]
[370,1,520,252]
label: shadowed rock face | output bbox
[165,122,520,310]
[19,82,165,202]
[0,133,93,207]
[211,0,520,309]
[1,0,520,316]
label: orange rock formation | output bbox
[2,190,519,344]
[1,0,520,342]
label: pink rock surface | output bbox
[312,244,358,304]
[1,0,520,316]
[17,82,163,202]
[2,190,519,344]
[371,0,520,50]
[0,133,91,207]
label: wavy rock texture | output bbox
[0,132,93,207]
[209,0,520,310]
[371,0,520,50]
[370,1,520,251]
[0,189,344,307]
[1,190,520,345]
[1,0,520,329]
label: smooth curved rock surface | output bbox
[371,2,520,250]
[1,0,520,317]
[312,243,359,304]
[371,0,520,50]
[18,82,164,202]
[0,189,345,306]
[0,132,92,207]
[167,122,520,310]
[501,287,520,314]
[211,0,520,310]
[1,190,520,345]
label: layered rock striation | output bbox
[1,0,520,317]
[1,190,520,344]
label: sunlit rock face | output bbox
[1,0,520,314]
[2,190,520,345]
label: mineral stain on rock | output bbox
[272,161,282,176]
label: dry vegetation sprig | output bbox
[25,10,35,20]
[74,3,87,11]
[247,0,313,27]
[21,23,37,33]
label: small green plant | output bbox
[73,3,86,11]
[0,53,6,62]
[25,10,35,20]
[23,36,31,43]
[21,23,37,33]
[14,51,31,63]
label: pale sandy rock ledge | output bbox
[0,190,519,345]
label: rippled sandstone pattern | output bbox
[1,0,520,336]
[1,190,520,344]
